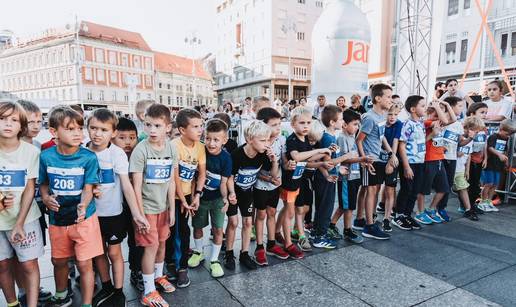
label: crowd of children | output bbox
[0,80,515,307]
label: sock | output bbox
[240,251,248,256]
[194,238,203,253]
[256,244,264,250]
[344,228,352,234]
[102,280,114,292]
[81,305,92,307]
[114,287,123,294]
[142,273,156,295]
[226,249,234,257]
[18,288,26,297]
[154,262,164,279]
[55,290,68,299]
[267,240,275,249]
[210,243,222,262]
[330,223,336,228]
[7,301,20,307]
[299,234,306,240]
[291,229,299,235]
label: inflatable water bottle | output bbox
[311,0,371,106]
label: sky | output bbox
[1,0,217,58]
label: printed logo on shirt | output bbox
[0,166,26,192]
[145,159,172,184]
[473,132,486,152]
[205,171,222,191]
[495,139,507,153]
[292,162,307,180]
[47,166,85,196]
[178,161,197,182]
[235,167,261,190]
[350,162,360,175]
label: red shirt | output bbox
[41,139,56,151]
[424,120,445,161]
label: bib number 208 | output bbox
[53,178,75,190]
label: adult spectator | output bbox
[299,97,307,106]
[336,96,346,109]
[313,94,327,119]
[349,93,366,115]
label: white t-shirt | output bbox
[456,141,473,173]
[443,121,464,160]
[485,97,513,120]
[94,144,129,217]
[255,135,286,191]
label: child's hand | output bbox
[134,214,150,234]
[389,155,399,168]
[457,151,464,158]
[465,171,470,181]
[326,175,337,183]
[404,166,414,179]
[266,148,277,162]
[318,148,332,156]
[328,144,340,153]
[431,122,442,136]
[191,195,200,211]
[2,193,14,210]
[482,159,488,169]
[221,198,229,213]
[430,100,441,109]
[367,163,376,175]
[93,186,102,198]
[287,160,297,170]
[271,177,281,186]
[499,154,509,163]
[10,224,25,243]
[339,165,349,176]
[76,203,86,223]
[323,161,334,170]
[169,209,176,227]
[228,192,237,205]
[362,156,374,164]
[43,195,60,212]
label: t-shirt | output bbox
[39,146,100,226]
[282,133,313,191]
[313,105,325,119]
[129,139,178,214]
[349,105,366,115]
[400,119,426,164]
[424,120,445,161]
[456,141,473,173]
[92,144,128,217]
[443,121,464,160]
[360,109,386,161]
[485,133,508,172]
[172,138,206,197]
[255,135,285,191]
[224,138,238,154]
[232,145,269,192]
[317,131,339,176]
[485,97,513,120]
[0,142,41,231]
[379,120,402,163]
[337,132,360,181]
[41,138,56,151]
[202,149,232,201]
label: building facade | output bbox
[213,0,324,105]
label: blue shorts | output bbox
[422,160,450,195]
[481,170,501,186]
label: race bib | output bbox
[472,132,486,152]
[100,169,115,186]
[34,185,42,202]
[379,151,390,162]
[443,130,460,144]
[487,125,498,136]
[495,140,507,153]
[178,161,197,182]
[47,166,84,196]
[432,131,445,147]
[205,171,221,191]
[292,162,307,180]
[0,167,26,192]
[459,144,472,155]
[235,168,260,190]
[417,143,426,153]
[378,121,386,139]
[350,163,360,175]
[145,159,172,184]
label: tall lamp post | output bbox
[184,33,201,106]
[281,17,297,101]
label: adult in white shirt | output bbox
[484,80,513,122]
[238,96,273,145]
[440,78,474,118]
[313,95,326,119]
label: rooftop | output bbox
[154,51,211,80]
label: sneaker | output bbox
[298,237,312,252]
[362,224,390,240]
[210,261,225,278]
[415,211,433,225]
[44,295,72,307]
[304,222,313,233]
[140,290,169,307]
[92,287,114,307]
[457,206,465,214]
[187,251,204,268]
[327,225,343,240]
[291,231,300,242]
[344,229,364,244]
[382,219,392,232]
[266,244,289,259]
[285,244,305,259]
[405,216,422,230]
[426,209,444,223]
[376,202,385,213]
[312,235,337,249]
[240,252,258,270]
[464,209,479,221]
[250,226,256,241]
[131,270,144,291]
[165,264,177,282]
[224,251,236,270]
[492,196,501,206]
[176,269,190,288]
[437,209,451,222]
[390,211,396,220]
[392,216,411,230]
[254,248,268,266]
[20,287,52,305]
[484,201,499,212]
[275,232,285,245]
[107,291,126,307]
[352,218,366,231]
[472,204,485,215]
[155,275,176,293]
[476,202,489,212]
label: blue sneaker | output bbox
[425,209,444,223]
[362,224,390,240]
[312,235,337,249]
[414,211,433,225]
[457,206,465,214]
[437,209,451,222]
[352,218,366,231]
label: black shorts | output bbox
[361,162,386,187]
[253,188,280,210]
[338,179,360,211]
[99,213,128,245]
[382,164,398,187]
[295,177,313,208]
[227,188,254,217]
[422,160,450,195]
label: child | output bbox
[213,112,238,154]
[356,83,392,240]
[134,100,154,141]
[440,78,474,114]
[224,120,278,270]
[484,80,513,122]
[189,119,231,278]
[393,96,427,230]
[480,119,516,209]
[129,104,177,307]
[0,101,44,307]
[39,106,103,307]
[87,109,150,306]
[18,100,43,149]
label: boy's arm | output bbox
[175,167,190,209]
[120,174,149,230]
[192,163,207,210]
[11,178,36,242]
[290,148,330,162]
[356,132,367,157]
[131,173,145,215]
[77,183,94,222]
[220,176,230,212]
[227,175,237,204]
[168,171,176,226]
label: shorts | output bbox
[99,213,128,245]
[253,188,280,210]
[453,172,470,191]
[227,188,254,217]
[0,219,45,262]
[192,198,225,229]
[49,214,103,261]
[295,177,313,207]
[338,179,360,211]
[361,162,386,187]
[383,165,398,187]
[135,211,171,247]
[481,170,501,186]
[280,188,300,204]
[421,160,450,195]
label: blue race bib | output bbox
[100,169,115,185]
[145,159,172,184]
[292,162,307,180]
[178,161,197,182]
[205,171,221,191]
[459,144,472,155]
[379,151,390,163]
[34,185,42,202]
[235,168,260,190]
[0,168,26,192]
[47,167,84,196]
[443,130,460,144]
[350,163,360,176]
[495,140,507,153]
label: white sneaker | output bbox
[487,202,499,212]
[476,202,489,212]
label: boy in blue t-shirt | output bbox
[39,106,102,306]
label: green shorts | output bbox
[453,172,469,191]
[192,198,225,229]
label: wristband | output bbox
[194,190,203,196]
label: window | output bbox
[297,32,305,41]
[95,48,104,63]
[69,89,73,100]
[145,75,152,87]
[97,69,105,82]
[448,0,459,16]
[512,32,516,56]
[168,96,171,104]
[87,91,93,100]
[124,93,129,102]
[445,42,456,64]
[167,84,171,89]
[61,70,66,82]
[298,0,305,3]
[145,57,152,70]
[109,51,117,65]
[112,91,117,101]
[133,56,140,68]
[501,33,508,56]
[159,95,163,103]
[54,72,58,83]
[99,90,104,101]
[463,0,471,9]
[121,54,129,66]
[85,68,92,80]
[136,93,141,100]
[316,1,323,8]
[62,89,66,100]
[110,71,118,83]
[460,39,468,62]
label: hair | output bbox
[405,95,424,113]
[48,105,84,129]
[388,104,401,113]
[0,100,28,138]
[17,100,41,114]
[487,80,503,90]
[317,95,325,100]
[342,109,361,124]
[116,117,137,133]
[299,97,307,103]
[436,89,445,99]
[443,96,462,107]
[308,120,325,142]
[290,106,312,123]
[445,78,458,86]
[371,83,392,104]
[69,104,84,115]
[288,99,297,106]
[135,99,154,115]
[252,96,270,111]
[206,118,228,134]
[256,107,281,123]
[351,94,361,104]
[244,120,271,141]
[499,119,516,134]
[87,108,118,130]
[392,94,400,100]
[336,96,346,102]
[245,97,252,101]
[213,112,231,128]
[463,116,485,131]
[467,102,488,116]
[175,108,202,128]
[435,82,444,90]
[321,105,342,127]
[145,103,171,124]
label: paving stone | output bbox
[463,265,516,307]
[416,288,500,307]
